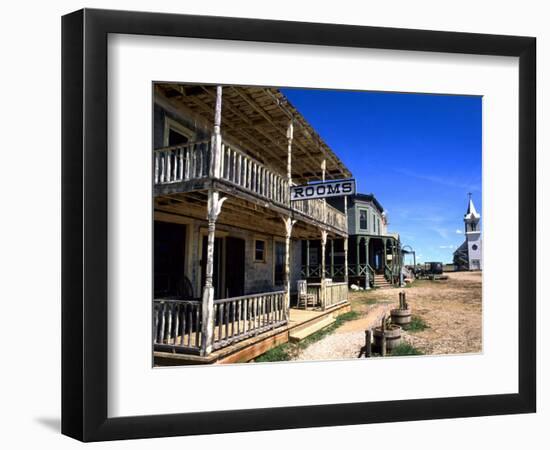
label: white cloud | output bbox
[455,229,463,234]
[439,244,457,249]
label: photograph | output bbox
[152,83,482,366]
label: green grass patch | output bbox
[403,315,429,332]
[254,311,360,363]
[389,342,424,356]
[254,344,291,362]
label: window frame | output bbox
[163,116,196,147]
[254,239,266,263]
[359,208,368,231]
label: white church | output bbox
[453,194,482,271]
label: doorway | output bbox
[225,237,246,297]
[154,221,186,298]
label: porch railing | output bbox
[153,299,202,354]
[347,263,375,287]
[153,292,287,355]
[301,264,346,279]
[324,282,348,309]
[212,290,287,350]
[306,281,348,310]
[153,140,347,234]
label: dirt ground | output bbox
[294,271,482,361]
[354,271,482,355]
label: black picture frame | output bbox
[62,8,536,442]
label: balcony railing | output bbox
[154,140,347,234]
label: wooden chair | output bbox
[297,280,315,309]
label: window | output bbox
[254,240,265,262]
[359,209,368,230]
[472,244,478,251]
[163,117,195,146]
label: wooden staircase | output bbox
[373,274,392,289]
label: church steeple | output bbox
[464,193,480,233]
[454,193,482,271]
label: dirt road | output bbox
[293,271,482,361]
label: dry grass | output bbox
[348,271,482,355]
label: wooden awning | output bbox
[154,83,352,184]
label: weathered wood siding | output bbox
[156,213,302,300]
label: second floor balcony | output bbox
[154,138,347,235]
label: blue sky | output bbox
[281,88,482,264]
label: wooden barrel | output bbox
[373,325,402,351]
[390,308,412,326]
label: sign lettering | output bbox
[290,179,356,201]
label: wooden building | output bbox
[153,84,352,362]
[453,194,482,271]
[327,194,402,288]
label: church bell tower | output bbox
[464,193,482,270]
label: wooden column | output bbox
[200,190,226,356]
[320,229,328,308]
[281,216,296,320]
[209,86,223,179]
[356,237,360,279]
[321,159,327,223]
[364,237,370,290]
[305,240,310,278]
[383,240,387,269]
[330,239,335,278]
[286,121,293,206]
[399,242,404,287]
[344,196,349,284]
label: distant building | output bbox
[453,194,482,270]
[325,193,402,288]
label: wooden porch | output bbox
[154,300,351,366]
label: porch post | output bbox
[399,242,404,287]
[364,237,370,290]
[383,240,387,269]
[286,120,293,206]
[200,190,226,356]
[281,216,296,321]
[355,237,360,280]
[209,85,223,179]
[320,229,328,308]
[344,196,349,284]
[306,240,310,278]
[330,239,335,278]
[321,159,327,218]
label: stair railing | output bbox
[366,264,375,288]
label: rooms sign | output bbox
[290,179,356,201]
